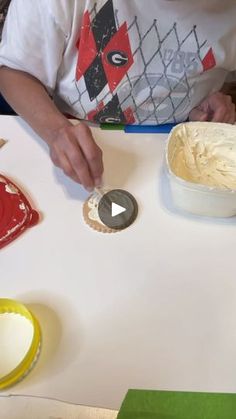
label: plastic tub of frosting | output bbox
[165,122,236,217]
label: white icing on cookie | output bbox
[87,192,105,225]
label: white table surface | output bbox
[1,116,236,412]
[0,395,117,419]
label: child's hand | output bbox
[189,92,235,124]
[48,122,103,191]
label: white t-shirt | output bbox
[0,0,236,124]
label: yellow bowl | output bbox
[0,298,41,390]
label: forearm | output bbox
[0,66,103,188]
[0,66,71,144]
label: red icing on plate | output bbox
[0,175,39,249]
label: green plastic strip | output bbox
[117,389,236,419]
[100,123,124,130]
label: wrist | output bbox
[42,112,72,146]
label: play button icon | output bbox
[112,202,126,217]
[98,189,138,230]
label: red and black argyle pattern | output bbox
[76,0,135,124]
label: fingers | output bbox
[211,96,230,123]
[190,92,236,124]
[219,94,235,123]
[208,93,235,124]
[49,123,104,190]
[189,108,208,122]
[50,148,81,184]
[228,104,236,124]
[65,136,94,190]
[74,123,104,187]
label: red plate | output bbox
[0,175,39,249]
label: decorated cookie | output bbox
[83,190,117,233]
[0,175,39,249]
[83,189,138,233]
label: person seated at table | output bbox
[0,0,14,114]
[0,0,235,191]
[0,1,10,44]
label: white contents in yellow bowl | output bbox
[168,122,236,190]
[0,313,34,378]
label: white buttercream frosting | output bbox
[5,184,18,194]
[88,192,102,223]
[87,190,109,225]
[168,122,236,190]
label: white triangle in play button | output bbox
[111,202,126,217]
